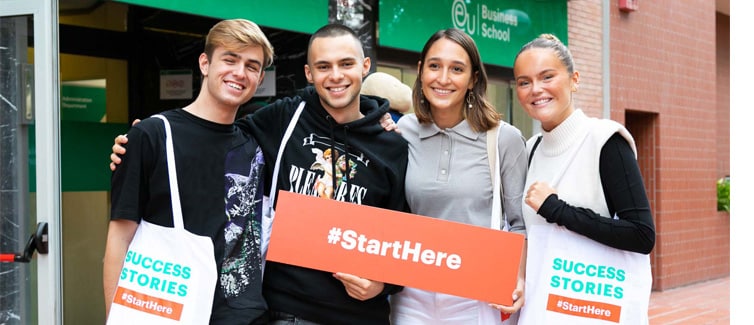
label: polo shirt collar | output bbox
[418,119,479,140]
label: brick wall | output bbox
[538,0,728,292]
[567,0,604,119]
[608,1,729,290]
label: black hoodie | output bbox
[237,86,408,324]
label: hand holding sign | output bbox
[333,272,385,301]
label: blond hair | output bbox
[204,19,274,68]
[515,33,575,75]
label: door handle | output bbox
[0,222,48,263]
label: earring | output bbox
[466,92,474,109]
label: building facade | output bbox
[0,0,730,323]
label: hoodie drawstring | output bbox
[325,116,352,200]
[343,125,352,198]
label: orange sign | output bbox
[546,293,622,323]
[112,286,183,320]
[266,191,525,305]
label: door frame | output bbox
[3,0,63,324]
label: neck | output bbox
[322,102,364,124]
[186,92,237,124]
[431,106,464,129]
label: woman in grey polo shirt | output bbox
[390,28,528,324]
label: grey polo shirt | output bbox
[398,114,527,234]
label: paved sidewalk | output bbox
[649,276,729,324]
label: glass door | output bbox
[0,1,62,324]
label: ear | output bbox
[304,64,313,84]
[571,71,580,92]
[362,57,372,78]
[258,70,266,86]
[469,70,479,90]
[199,52,210,77]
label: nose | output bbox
[231,63,246,79]
[438,69,451,84]
[330,65,344,81]
[530,80,543,94]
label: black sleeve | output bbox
[380,283,404,296]
[536,133,656,254]
[234,100,289,197]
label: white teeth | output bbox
[533,98,550,105]
[331,86,346,92]
[227,82,242,90]
[434,89,452,94]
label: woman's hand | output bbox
[489,277,525,315]
[524,181,557,212]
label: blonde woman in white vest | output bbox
[514,34,655,325]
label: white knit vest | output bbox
[523,109,635,228]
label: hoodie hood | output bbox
[299,86,390,134]
[296,86,394,203]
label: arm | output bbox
[110,111,396,171]
[533,133,656,254]
[103,219,138,317]
[498,124,528,234]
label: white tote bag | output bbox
[107,114,217,324]
[518,225,652,325]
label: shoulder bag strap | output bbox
[153,114,184,230]
[487,124,503,230]
[267,101,306,212]
[528,134,543,167]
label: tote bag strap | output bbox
[267,101,306,211]
[153,114,185,230]
[528,134,543,167]
[487,124,503,230]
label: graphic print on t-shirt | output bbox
[290,133,369,205]
[220,145,264,306]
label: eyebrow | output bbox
[425,57,468,67]
[516,68,557,80]
[312,56,357,66]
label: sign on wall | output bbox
[159,69,193,100]
[61,80,106,122]
[378,0,568,68]
[254,66,276,97]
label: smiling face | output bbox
[199,44,265,111]
[419,37,475,118]
[513,47,579,131]
[305,34,370,120]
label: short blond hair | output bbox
[204,19,274,68]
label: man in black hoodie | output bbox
[110,24,407,325]
[238,24,407,325]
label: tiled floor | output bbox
[649,277,730,324]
